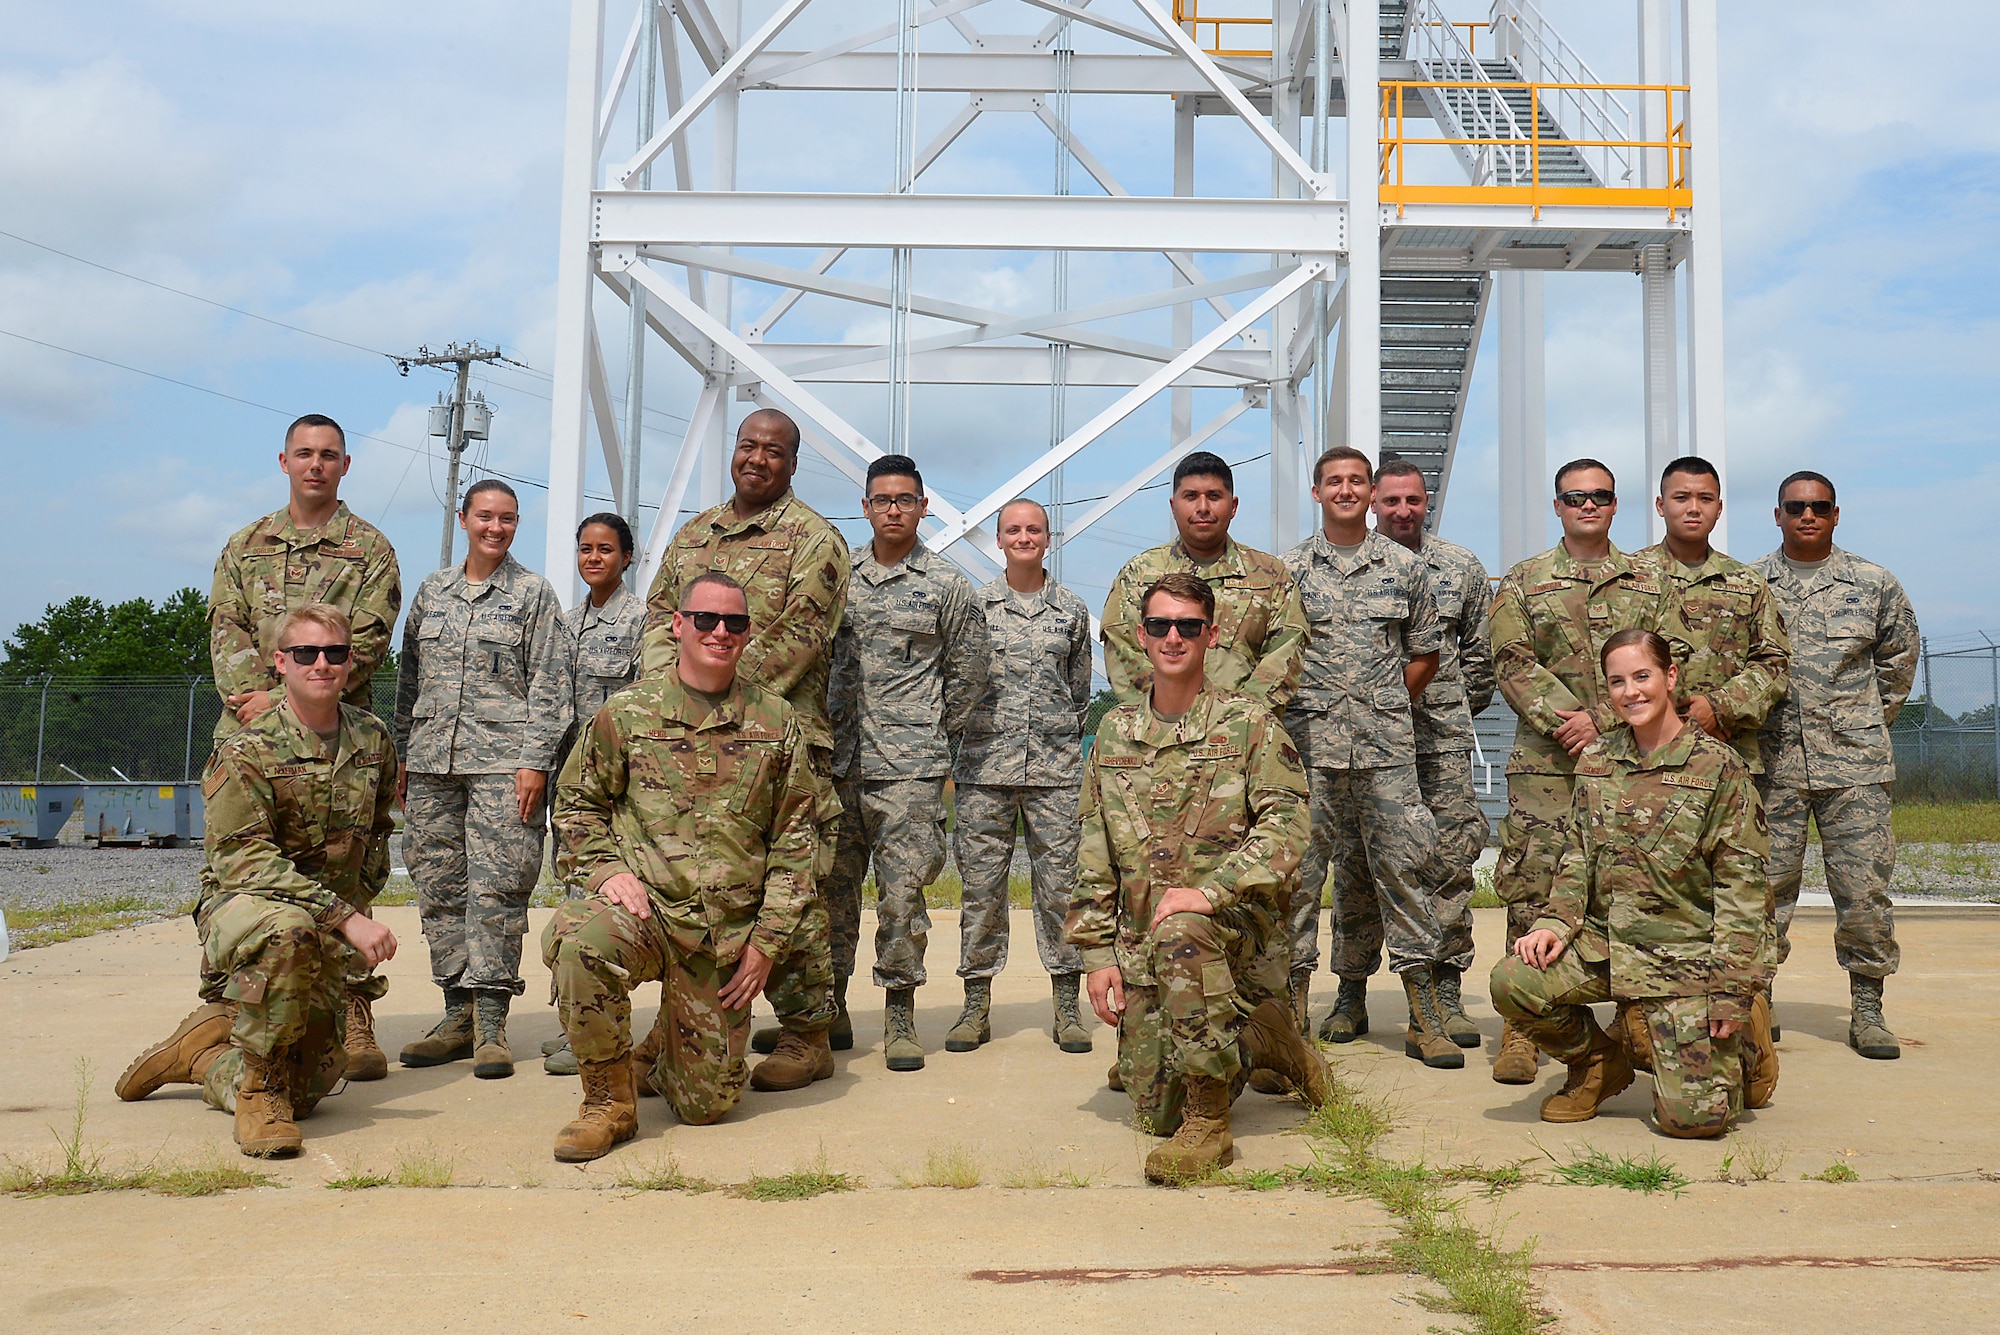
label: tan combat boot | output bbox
[1742,991,1779,1110]
[343,991,388,1082]
[1402,967,1466,1069]
[754,974,856,1055]
[1052,974,1092,1054]
[553,1055,639,1163]
[472,994,514,1079]
[399,989,475,1067]
[1491,1021,1542,1085]
[884,987,925,1072]
[235,1050,302,1158]
[1614,1000,1656,1073]
[1316,977,1369,1044]
[750,1029,834,1092]
[116,1002,234,1101]
[1849,974,1900,1060]
[944,978,992,1052]
[1539,1023,1635,1124]
[1106,1061,1124,1093]
[1250,969,1315,1093]
[1239,999,1334,1106]
[1432,964,1482,1048]
[1143,1075,1235,1184]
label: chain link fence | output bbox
[1896,635,2000,803]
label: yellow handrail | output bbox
[1173,2,1273,59]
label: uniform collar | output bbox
[1544,540,1635,584]
[658,673,747,730]
[855,538,932,582]
[1601,722,1700,771]
[1130,683,1221,748]
[273,698,348,765]
[1642,541,1739,583]
[1168,536,1247,576]
[1768,544,1853,589]
[705,488,802,537]
[263,502,354,548]
[1306,527,1393,572]
[445,553,526,599]
[980,574,1053,611]
[578,584,638,627]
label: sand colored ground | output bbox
[2,903,1995,1332]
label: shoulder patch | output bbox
[202,766,228,799]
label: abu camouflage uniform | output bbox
[552,583,646,784]
[1100,538,1307,711]
[826,540,989,989]
[1280,529,1446,978]
[1753,546,1920,978]
[1641,542,1791,774]
[1490,725,1770,1135]
[1068,686,1308,1134]
[195,701,397,1114]
[395,554,569,997]
[1490,543,1664,938]
[950,577,1093,980]
[545,674,825,1124]
[643,489,848,1030]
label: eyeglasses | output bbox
[864,494,923,513]
[1781,499,1834,517]
[280,644,352,665]
[1140,617,1210,640]
[686,610,751,635]
[1557,489,1617,509]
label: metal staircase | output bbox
[1379,271,1490,526]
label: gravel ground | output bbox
[1801,840,2000,902]
[0,845,205,912]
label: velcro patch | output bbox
[265,763,320,778]
[1660,771,1717,791]
[202,766,229,799]
[1095,754,1145,769]
[1188,746,1242,761]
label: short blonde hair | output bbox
[275,602,352,646]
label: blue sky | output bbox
[3,1,1996,655]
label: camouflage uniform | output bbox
[827,541,989,988]
[950,577,1092,979]
[1280,530,1446,978]
[643,490,848,1030]
[1753,546,1920,977]
[195,701,397,1113]
[1100,538,1307,710]
[1490,544,1664,939]
[552,583,646,783]
[1641,543,1791,774]
[1068,686,1308,1133]
[544,674,825,1124]
[1490,725,1770,1135]
[395,554,569,996]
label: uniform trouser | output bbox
[1759,780,1900,978]
[1116,904,1285,1136]
[404,772,546,997]
[950,783,1085,980]
[1286,762,1445,978]
[823,775,948,990]
[541,897,748,1126]
[730,748,837,1035]
[1495,772,1574,948]
[1490,952,1743,1137]
[1325,752,1488,978]
[196,893,359,1115]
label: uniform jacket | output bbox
[208,503,401,740]
[1641,542,1791,774]
[394,554,569,775]
[555,584,647,777]
[1100,538,1308,711]
[1281,528,1442,769]
[1534,724,1770,1025]
[642,490,850,752]
[199,700,397,930]
[554,674,821,965]
[1067,686,1309,984]
[1411,536,1496,755]
[1490,542,1665,776]
[952,576,1094,788]
[828,541,989,782]
[1753,545,1920,789]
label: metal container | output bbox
[83,783,202,847]
[0,784,86,846]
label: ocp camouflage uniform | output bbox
[1753,546,1919,977]
[951,577,1092,980]
[395,554,569,997]
[1100,538,1307,710]
[1490,544,1664,938]
[1068,686,1308,1133]
[643,489,848,1032]
[1641,543,1790,774]
[195,701,397,1113]
[827,540,989,988]
[1490,725,1770,1135]
[1280,529,1446,978]
[545,674,824,1123]
[552,583,646,785]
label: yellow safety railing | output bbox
[1173,2,1273,59]
[1379,80,1691,218]
[1422,20,1487,55]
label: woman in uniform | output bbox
[1490,628,1776,1137]
[394,479,569,1080]
[541,511,646,1077]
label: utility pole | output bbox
[396,342,509,569]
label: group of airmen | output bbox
[111,405,1921,1184]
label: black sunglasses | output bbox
[1781,499,1834,517]
[281,644,352,665]
[1140,616,1210,640]
[1557,488,1617,508]
[686,610,751,635]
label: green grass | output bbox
[999,1154,1096,1189]
[613,1145,716,1194]
[1538,1141,1688,1195]
[1891,801,2000,844]
[1715,1138,1788,1184]
[900,1144,983,1190]
[0,892,194,949]
[390,1141,456,1189]
[325,1170,393,1191]
[1804,1159,1861,1184]
[732,1146,862,1201]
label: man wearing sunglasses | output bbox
[635,407,848,1094]
[824,455,990,1072]
[1754,472,1920,1060]
[542,572,823,1155]
[116,604,398,1158]
[1488,459,1665,1083]
[1068,572,1331,1183]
